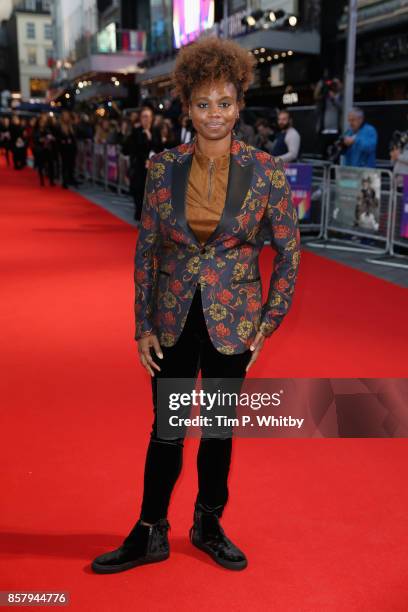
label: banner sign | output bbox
[334,166,381,232]
[285,163,313,221]
[401,175,408,238]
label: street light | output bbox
[267,9,285,22]
[241,10,264,27]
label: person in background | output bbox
[163,88,182,127]
[116,118,131,149]
[254,118,274,152]
[128,111,139,128]
[160,119,178,150]
[270,109,301,163]
[75,113,94,142]
[48,114,61,182]
[26,116,36,161]
[314,77,342,159]
[153,114,164,132]
[106,120,120,145]
[33,115,56,187]
[10,114,27,170]
[343,108,377,168]
[57,111,78,188]
[94,118,111,144]
[0,116,12,166]
[234,113,256,145]
[122,105,163,221]
[175,113,193,145]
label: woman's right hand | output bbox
[137,334,163,376]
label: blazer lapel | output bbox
[171,153,197,244]
[171,132,254,246]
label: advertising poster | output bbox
[284,163,312,221]
[401,175,408,238]
[173,0,214,48]
[334,166,381,232]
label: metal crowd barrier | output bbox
[366,175,408,270]
[296,158,330,239]
[73,145,408,271]
[75,140,131,195]
[306,164,394,255]
[73,146,342,246]
[75,140,93,181]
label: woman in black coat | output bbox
[10,115,27,170]
[57,111,78,188]
[122,106,163,221]
[33,115,56,186]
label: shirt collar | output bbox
[194,141,230,169]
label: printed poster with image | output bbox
[401,175,408,238]
[284,163,312,221]
[333,167,381,232]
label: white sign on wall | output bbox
[270,63,284,87]
[259,0,298,13]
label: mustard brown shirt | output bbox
[185,145,230,245]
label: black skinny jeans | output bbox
[140,283,252,523]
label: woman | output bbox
[57,111,78,188]
[160,118,178,150]
[122,105,162,221]
[92,38,301,574]
[176,112,193,144]
[0,116,12,166]
[10,115,27,170]
[33,115,56,186]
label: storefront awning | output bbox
[135,29,319,84]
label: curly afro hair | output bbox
[172,37,256,111]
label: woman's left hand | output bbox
[246,331,266,372]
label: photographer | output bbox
[314,77,342,160]
[343,108,377,168]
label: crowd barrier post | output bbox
[118,153,131,195]
[365,174,408,269]
[305,164,393,255]
[104,144,121,193]
[104,144,108,190]
[84,139,93,181]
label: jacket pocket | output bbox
[232,276,261,284]
[158,269,170,276]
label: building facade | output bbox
[7,0,53,98]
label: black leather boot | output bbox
[91,518,170,574]
[189,501,247,571]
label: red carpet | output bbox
[1,157,408,611]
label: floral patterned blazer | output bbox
[134,132,301,355]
